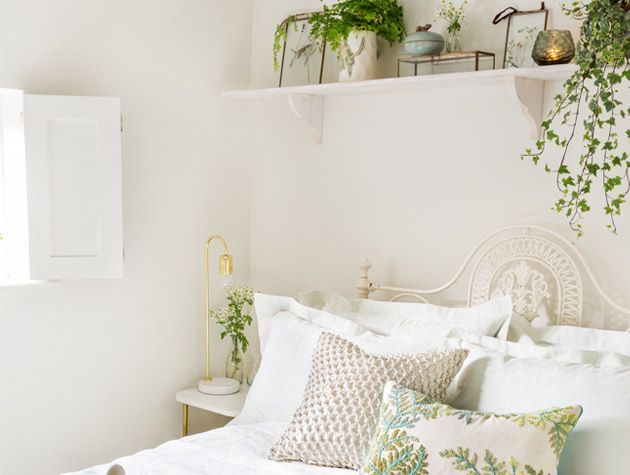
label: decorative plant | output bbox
[210,283,254,377]
[274,15,300,71]
[435,0,468,51]
[273,0,406,70]
[521,0,630,236]
[308,0,406,51]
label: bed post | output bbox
[357,259,372,299]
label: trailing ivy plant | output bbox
[521,0,630,236]
[273,0,406,70]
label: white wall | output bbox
[0,1,628,473]
[0,1,253,474]
[249,0,630,328]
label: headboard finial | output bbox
[357,259,372,299]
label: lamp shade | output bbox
[219,254,233,276]
[532,30,575,66]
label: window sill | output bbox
[0,279,56,289]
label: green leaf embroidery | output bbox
[363,383,582,474]
[362,385,430,474]
[439,448,551,475]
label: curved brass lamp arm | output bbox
[203,234,233,382]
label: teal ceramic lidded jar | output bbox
[403,24,444,57]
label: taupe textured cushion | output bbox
[269,332,468,469]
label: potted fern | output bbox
[275,0,406,82]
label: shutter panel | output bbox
[24,95,123,279]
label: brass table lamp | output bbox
[197,234,240,395]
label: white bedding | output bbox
[70,294,630,475]
[68,422,353,475]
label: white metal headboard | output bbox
[356,225,630,330]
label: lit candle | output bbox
[532,30,575,66]
[547,47,560,62]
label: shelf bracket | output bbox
[509,76,545,140]
[287,94,324,144]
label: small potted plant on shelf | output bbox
[521,0,630,236]
[274,0,406,82]
[210,283,254,383]
[435,0,468,53]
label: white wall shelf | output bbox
[223,64,578,143]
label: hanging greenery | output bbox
[521,0,630,236]
[273,15,299,72]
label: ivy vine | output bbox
[521,0,630,236]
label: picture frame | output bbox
[278,13,326,87]
[502,4,549,69]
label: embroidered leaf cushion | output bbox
[269,332,469,469]
[362,381,582,475]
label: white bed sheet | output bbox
[68,422,354,475]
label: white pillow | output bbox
[507,313,630,357]
[254,292,509,355]
[299,291,514,338]
[447,326,630,367]
[254,293,367,354]
[236,301,454,426]
[448,342,630,475]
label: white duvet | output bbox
[68,422,353,475]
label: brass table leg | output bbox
[182,403,189,437]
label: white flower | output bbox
[435,0,468,33]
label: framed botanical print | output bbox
[502,4,549,69]
[278,13,326,87]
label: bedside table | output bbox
[175,385,249,436]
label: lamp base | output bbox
[198,377,240,395]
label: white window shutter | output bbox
[24,95,123,279]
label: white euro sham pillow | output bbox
[299,291,513,338]
[446,326,630,367]
[254,293,367,354]
[353,296,513,339]
[507,313,630,357]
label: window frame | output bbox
[0,142,8,280]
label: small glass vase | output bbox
[446,30,462,53]
[225,336,244,384]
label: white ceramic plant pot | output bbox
[338,30,377,82]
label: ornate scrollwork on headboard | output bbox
[468,234,582,326]
[357,225,630,330]
[492,261,550,322]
